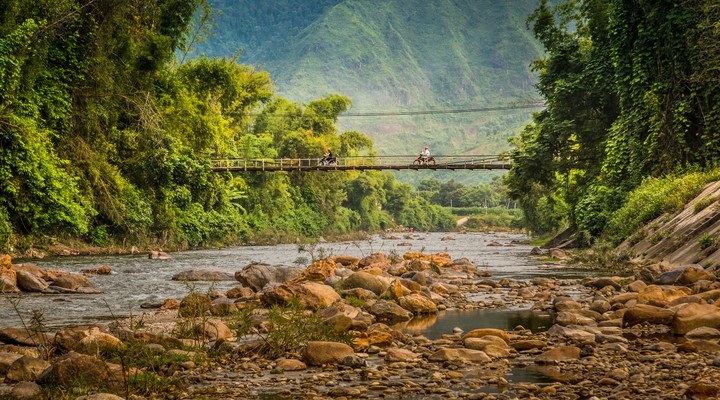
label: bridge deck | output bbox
[210,155,511,172]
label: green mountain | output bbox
[196,0,544,183]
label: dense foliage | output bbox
[195,0,545,185]
[0,0,454,252]
[508,0,720,243]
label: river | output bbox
[1,231,586,331]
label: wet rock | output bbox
[535,346,581,364]
[14,270,48,292]
[149,251,172,259]
[5,356,50,382]
[672,303,720,335]
[81,266,112,275]
[10,382,41,399]
[51,272,93,290]
[341,271,390,295]
[172,269,235,281]
[302,341,354,366]
[622,304,674,328]
[398,293,437,314]
[234,263,304,292]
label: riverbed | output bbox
[1,232,585,330]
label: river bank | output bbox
[1,233,719,399]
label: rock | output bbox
[554,299,582,312]
[149,251,172,259]
[178,293,212,317]
[275,358,307,371]
[369,300,413,322]
[333,256,360,268]
[302,341,354,366]
[160,298,180,310]
[547,325,597,341]
[556,311,597,326]
[226,285,254,299]
[686,327,720,338]
[0,352,23,374]
[10,382,41,399]
[38,352,120,387]
[462,328,510,343]
[464,336,511,358]
[341,354,367,368]
[14,270,49,292]
[512,340,547,351]
[428,348,491,363]
[402,252,454,269]
[51,272,93,290]
[53,326,113,354]
[201,319,235,341]
[398,293,437,314]
[292,258,337,282]
[5,355,50,382]
[341,271,390,295]
[172,269,235,281]
[683,386,720,400]
[627,280,648,293]
[0,273,19,293]
[655,264,714,285]
[535,346,581,364]
[622,304,675,328]
[585,278,621,291]
[76,394,126,400]
[530,247,544,255]
[359,252,392,269]
[234,263,304,292]
[385,348,419,363]
[609,292,639,305]
[0,327,50,346]
[81,266,112,275]
[77,330,124,355]
[261,282,340,310]
[672,303,720,335]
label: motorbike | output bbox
[319,157,337,166]
[413,154,436,165]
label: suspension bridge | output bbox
[210,155,512,172]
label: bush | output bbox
[699,233,716,250]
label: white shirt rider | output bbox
[421,146,430,161]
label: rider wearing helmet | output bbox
[421,146,430,161]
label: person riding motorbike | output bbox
[420,146,430,162]
[320,148,336,165]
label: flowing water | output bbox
[1,232,588,331]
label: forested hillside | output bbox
[508,0,720,245]
[0,0,457,253]
[194,0,545,184]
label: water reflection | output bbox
[397,308,553,340]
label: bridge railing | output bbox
[211,155,510,170]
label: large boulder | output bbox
[15,270,49,292]
[260,281,341,310]
[234,263,303,292]
[38,351,121,387]
[172,270,235,281]
[54,326,110,353]
[397,293,437,314]
[0,352,23,374]
[302,341,354,366]
[341,271,390,295]
[622,304,675,328]
[672,303,720,335]
[655,264,715,285]
[359,253,392,270]
[51,272,93,290]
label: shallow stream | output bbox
[1,232,588,331]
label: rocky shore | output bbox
[1,250,719,399]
